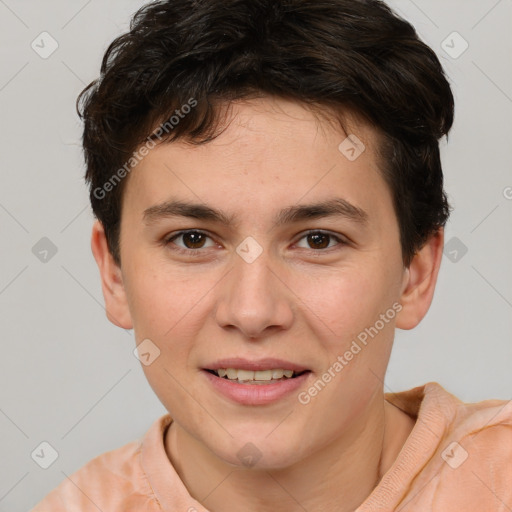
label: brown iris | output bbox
[182,231,207,249]
[307,233,330,249]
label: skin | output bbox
[91,96,444,511]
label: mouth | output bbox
[204,368,310,385]
[201,359,312,405]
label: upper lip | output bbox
[204,358,310,372]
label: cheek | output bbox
[123,254,201,337]
[124,259,214,385]
[292,265,383,339]
[290,260,401,383]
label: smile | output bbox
[203,367,312,405]
[206,368,307,384]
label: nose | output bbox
[214,249,294,339]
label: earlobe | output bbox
[395,228,444,330]
[90,220,133,329]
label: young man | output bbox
[33,0,512,510]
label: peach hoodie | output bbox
[31,382,512,511]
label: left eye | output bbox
[295,231,345,250]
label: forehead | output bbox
[122,97,392,226]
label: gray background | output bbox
[0,0,511,510]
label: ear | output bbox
[395,228,444,330]
[90,220,133,329]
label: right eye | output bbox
[164,230,217,254]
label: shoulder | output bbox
[387,382,512,509]
[31,432,162,511]
[434,383,512,461]
[426,384,512,509]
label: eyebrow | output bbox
[143,197,369,227]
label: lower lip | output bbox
[202,370,311,405]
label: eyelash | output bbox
[163,229,348,256]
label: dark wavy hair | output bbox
[77,0,454,267]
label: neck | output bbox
[165,392,414,512]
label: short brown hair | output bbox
[78,0,454,266]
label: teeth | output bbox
[237,369,254,381]
[254,370,272,381]
[213,368,300,382]
[226,368,238,379]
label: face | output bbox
[99,97,419,468]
